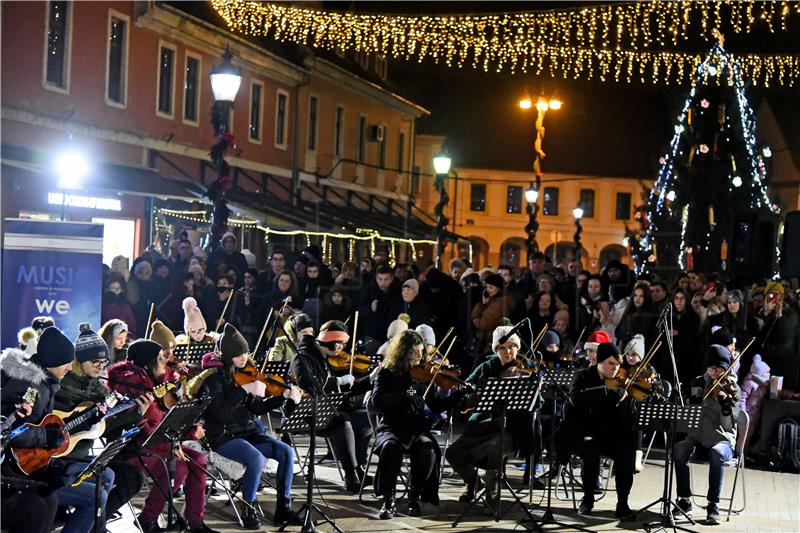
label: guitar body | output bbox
[54,420,107,458]
[11,413,69,475]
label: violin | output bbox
[409,361,470,390]
[499,357,535,378]
[234,361,294,397]
[152,382,182,410]
[704,374,738,415]
[604,367,654,402]
[327,351,373,375]
[167,360,203,380]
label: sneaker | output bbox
[407,498,421,517]
[635,450,644,473]
[379,496,395,519]
[672,498,693,518]
[706,502,720,525]
[578,498,593,516]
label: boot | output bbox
[356,464,373,486]
[458,475,484,503]
[274,496,301,526]
[379,493,395,519]
[615,498,634,520]
[407,488,421,517]
[241,500,261,530]
[136,516,165,533]
[344,469,361,494]
[187,523,221,533]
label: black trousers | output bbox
[576,433,635,503]
[107,459,145,515]
[1,489,59,533]
[320,409,371,473]
[445,422,512,484]
[375,436,437,497]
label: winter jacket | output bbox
[268,336,298,363]
[206,248,249,287]
[193,368,285,448]
[102,301,138,338]
[471,293,512,354]
[0,349,54,449]
[289,335,371,398]
[357,278,402,341]
[388,297,435,330]
[691,374,741,448]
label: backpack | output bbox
[769,417,800,473]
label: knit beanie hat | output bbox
[584,330,611,351]
[36,326,75,368]
[128,339,162,369]
[317,320,350,344]
[709,327,734,348]
[705,344,731,370]
[415,324,436,346]
[386,317,409,340]
[726,290,745,304]
[749,354,770,379]
[402,278,419,293]
[492,325,520,352]
[484,273,505,290]
[218,323,249,365]
[110,321,128,340]
[764,280,784,298]
[74,323,109,364]
[596,342,621,363]
[31,316,55,332]
[624,334,646,360]
[182,297,207,335]
[542,329,561,348]
[150,320,176,350]
[18,327,38,356]
[289,313,314,336]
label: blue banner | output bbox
[2,219,104,348]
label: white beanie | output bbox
[386,317,409,340]
[624,334,646,359]
[416,324,436,347]
[182,297,207,334]
[492,325,520,353]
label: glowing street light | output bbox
[55,150,89,190]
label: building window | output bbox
[249,81,263,142]
[106,12,127,105]
[397,132,406,172]
[275,90,288,147]
[616,192,632,220]
[307,95,318,151]
[579,189,595,218]
[411,166,421,195]
[334,106,344,157]
[156,44,176,117]
[182,54,200,123]
[470,184,486,212]
[507,186,523,214]
[358,115,367,163]
[44,1,70,90]
[379,125,387,168]
[543,187,559,216]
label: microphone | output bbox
[498,318,529,345]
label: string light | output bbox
[211,0,800,86]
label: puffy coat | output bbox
[0,349,54,449]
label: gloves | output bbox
[337,375,355,387]
[43,424,65,449]
[241,380,267,398]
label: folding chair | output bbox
[554,455,615,509]
[357,393,409,504]
[689,410,749,521]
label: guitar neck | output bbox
[1,414,18,435]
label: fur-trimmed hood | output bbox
[0,347,46,385]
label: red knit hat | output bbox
[584,330,611,351]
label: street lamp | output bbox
[208,48,242,251]
[524,180,540,257]
[432,149,452,267]
[573,204,584,265]
[54,149,89,221]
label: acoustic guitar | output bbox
[0,387,39,463]
[11,394,136,475]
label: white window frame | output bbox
[274,89,289,150]
[182,51,202,127]
[334,105,345,158]
[155,40,177,120]
[42,0,73,94]
[248,79,264,144]
[306,94,319,152]
[104,9,129,109]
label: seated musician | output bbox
[269,312,314,363]
[559,342,635,518]
[445,325,535,509]
[540,329,563,367]
[107,339,219,533]
[621,334,657,473]
[53,323,149,521]
[175,297,218,345]
[672,345,741,525]
[371,330,467,519]
[1,346,60,533]
[2,326,116,533]
[576,330,611,367]
[290,320,373,493]
[189,324,303,528]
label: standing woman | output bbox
[190,324,302,528]
[99,319,129,363]
[615,282,657,347]
[371,330,467,519]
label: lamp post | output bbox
[432,149,452,268]
[54,150,89,221]
[208,48,242,250]
[573,205,584,265]
[524,179,540,257]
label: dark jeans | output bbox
[445,421,512,484]
[55,460,115,533]
[106,460,145,515]
[1,490,59,533]
[319,409,371,473]
[577,434,635,504]
[376,436,437,497]
[216,433,294,500]
[673,436,733,504]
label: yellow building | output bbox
[415,134,653,271]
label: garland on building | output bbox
[628,36,779,277]
[211,0,800,86]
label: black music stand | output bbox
[632,404,702,533]
[141,399,210,531]
[173,342,216,366]
[280,392,348,533]
[263,361,291,377]
[72,427,140,533]
[452,378,542,529]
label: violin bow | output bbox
[626,340,661,390]
[625,330,664,383]
[348,311,359,379]
[428,327,454,363]
[215,290,235,334]
[423,336,457,399]
[255,308,275,374]
[144,303,155,339]
[570,327,587,358]
[703,336,755,400]
[528,324,549,361]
